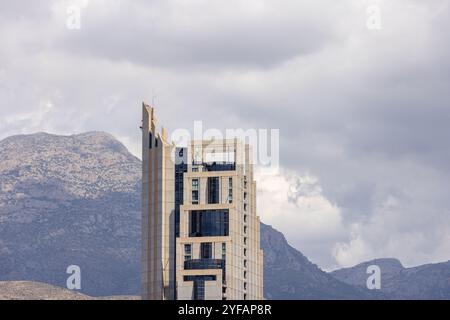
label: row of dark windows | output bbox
[192,177,234,204]
[191,177,220,204]
[184,242,226,261]
[203,162,236,172]
[184,258,225,270]
[184,275,216,281]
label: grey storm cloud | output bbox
[1,0,450,269]
[55,0,341,69]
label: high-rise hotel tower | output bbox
[141,103,263,300]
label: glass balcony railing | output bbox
[192,162,235,172]
[184,259,224,270]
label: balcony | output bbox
[184,259,225,270]
[202,162,236,172]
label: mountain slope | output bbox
[0,132,141,296]
[0,281,139,300]
[330,258,403,289]
[261,223,379,299]
[331,258,450,299]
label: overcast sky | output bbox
[1,0,449,270]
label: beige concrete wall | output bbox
[141,103,175,300]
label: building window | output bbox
[207,177,220,204]
[244,271,247,279]
[244,203,247,211]
[244,214,247,223]
[244,260,247,268]
[244,248,247,256]
[244,226,247,234]
[244,282,247,290]
[192,167,199,172]
[244,294,247,300]
[201,242,213,259]
[221,243,226,260]
[244,237,247,245]
[192,179,199,204]
[227,178,233,203]
[190,210,229,237]
[228,189,233,204]
[244,192,247,200]
[192,191,199,204]
[184,244,192,261]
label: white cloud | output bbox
[0,100,55,137]
[257,169,346,267]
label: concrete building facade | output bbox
[141,103,263,300]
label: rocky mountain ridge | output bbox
[331,258,450,299]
